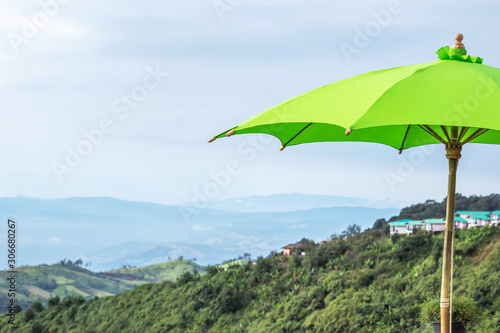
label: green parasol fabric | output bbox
[209,34,500,333]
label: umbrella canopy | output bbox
[210,44,499,152]
[209,34,500,333]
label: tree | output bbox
[342,224,361,239]
[31,301,43,313]
[329,232,340,240]
[61,295,85,308]
[388,215,399,222]
[178,255,184,261]
[214,285,241,315]
[372,218,387,230]
[48,295,60,307]
[298,237,316,253]
[31,322,44,333]
[176,271,193,286]
[74,258,83,266]
[206,265,221,276]
[24,308,35,322]
[243,252,251,260]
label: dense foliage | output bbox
[2,226,499,332]
[389,193,500,221]
[0,259,202,311]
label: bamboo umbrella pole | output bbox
[441,127,461,333]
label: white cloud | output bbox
[48,237,61,245]
[192,224,212,231]
[138,228,150,235]
[288,224,307,229]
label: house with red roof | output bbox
[282,242,303,256]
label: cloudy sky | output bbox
[1,0,500,208]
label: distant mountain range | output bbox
[200,193,396,212]
[0,194,398,271]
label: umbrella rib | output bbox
[280,123,313,150]
[398,125,411,154]
[461,128,489,145]
[419,125,447,144]
[440,126,452,143]
[457,127,469,143]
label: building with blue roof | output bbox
[388,220,425,235]
[455,211,492,227]
[389,211,499,237]
[491,211,500,226]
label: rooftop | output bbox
[282,243,303,249]
[423,218,445,224]
[455,211,491,215]
[468,213,491,220]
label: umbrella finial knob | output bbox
[452,33,465,49]
[345,128,352,136]
[226,130,235,137]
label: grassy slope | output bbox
[218,259,250,270]
[0,264,135,312]
[100,259,204,283]
[0,260,202,312]
[2,227,499,332]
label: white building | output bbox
[455,211,491,227]
[389,220,424,235]
[422,219,446,233]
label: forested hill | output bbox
[389,193,500,221]
[2,226,499,332]
[0,259,202,313]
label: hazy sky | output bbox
[1,0,500,208]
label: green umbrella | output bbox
[209,34,500,332]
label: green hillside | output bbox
[100,259,204,283]
[0,259,202,312]
[218,259,250,270]
[2,227,499,332]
